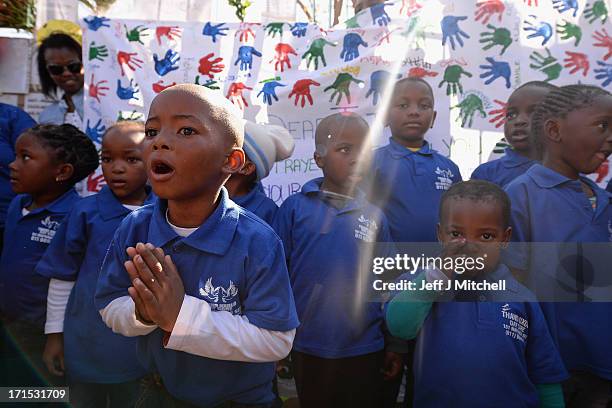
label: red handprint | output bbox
[117,51,143,76]
[271,43,297,72]
[88,74,109,103]
[407,67,438,78]
[524,0,538,6]
[156,26,182,45]
[198,53,225,78]
[236,23,259,42]
[226,82,253,110]
[288,79,320,108]
[400,0,422,16]
[475,0,505,24]
[595,160,609,183]
[488,99,507,129]
[87,173,105,193]
[593,29,612,61]
[152,80,176,94]
[564,51,590,76]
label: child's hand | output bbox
[42,333,64,376]
[383,351,404,380]
[126,243,185,332]
[440,237,468,278]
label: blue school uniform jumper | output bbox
[36,186,153,383]
[274,178,393,358]
[232,182,278,225]
[0,188,79,325]
[95,187,299,407]
[505,163,612,380]
[370,138,462,243]
[471,147,535,187]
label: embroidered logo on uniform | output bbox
[199,277,241,314]
[434,167,454,190]
[501,303,528,343]
[355,215,378,242]
[30,216,60,244]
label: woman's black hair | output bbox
[26,124,99,186]
[37,33,82,98]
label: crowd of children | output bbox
[0,74,610,408]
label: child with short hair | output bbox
[225,121,294,224]
[369,77,462,243]
[274,112,396,408]
[94,84,298,407]
[505,84,612,407]
[386,180,568,408]
[36,121,153,407]
[0,124,98,385]
[471,81,557,187]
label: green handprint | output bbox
[125,24,149,45]
[584,1,608,24]
[117,110,144,121]
[345,15,361,28]
[302,38,336,70]
[556,20,582,45]
[266,22,284,37]
[195,75,220,90]
[88,41,108,62]
[453,94,486,128]
[400,16,428,47]
[324,73,364,105]
[479,24,512,55]
[438,65,473,96]
[529,48,562,82]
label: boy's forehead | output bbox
[442,197,503,222]
[508,86,549,107]
[392,81,433,100]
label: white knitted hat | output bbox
[243,121,295,180]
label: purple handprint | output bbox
[479,57,511,88]
[116,78,139,100]
[340,33,368,62]
[153,49,180,76]
[370,2,392,26]
[594,60,612,87]
[85,119,106,143]
[257,81,286,105]
[234,46,262,71]
[441,16,470,50]
[523,15,553,45]
[202,22,228,43]
[83,16,110,31]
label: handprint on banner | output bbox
[88,42,108,62]
[116,78,139,100]
[376,28,399,46]
[487,99,507,129]
[366,70,401,106]
[156,26,181,45]
[125,25,149,45]
[88,74,109,102]
[340,33,368,62]
[523,16,553,46]
[400,16,428,47]
[226,82,253,110]
[198,53,224,78]
[529,48,562,82]
[117,110,143,121]
[475,0,505,25]
[557,21,582,46]
[195,76,220,90]
[407,67,438,78]
[154,49,180,76]
[271,43,297,72]
[564,52,590,76]
[202,22,228,43]
[438,65,472,96]
[152,80,176,93]
[290,23,308,38]
[85,119,106,144]
[523,0,538,6]
[236,23,259,42]
[324,73,364,105]
[87,173,105,193]
[288,79,320,107]
[302,38,336,69]
[266,23,285,38]
[594,61,612,86]
[258,81,286,106]
[344,15,361,29]
[370,2,392,26]
[584,1,608,24]
[234,46,262,71]
[552,0,579,16]
[479,57,511,88]
[117,51,143,76]
[593,29,612,60]
[441,16,470,50]
[480,25,512,55]
[453,94,487,128]
[400,0,422,16]
[83,16,110,31]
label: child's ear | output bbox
[314,149,324,169]
[544,119,561,143]
[55,164,74,184]
[223,148,245,174]
[239,161,257,176]
[430,110,437,129]
[500,226,512,248]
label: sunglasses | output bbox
[46,62,82,76]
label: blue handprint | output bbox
[234,46,262,71]
[257,81,286,106]
[523,16,553,45]
[153,49,180,76]
[441,16,470,50]
[290,23,308,37]
[594,60,612,87]
[83,16,110,31]
[552,0,579,16]
[85,119,106,143]
[366,70,401,106]
[370,2,392,26]
[340,33,368,62]
[479,57,511,88]
[202,22,228,43]
[116,78,139,100]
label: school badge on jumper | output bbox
[199,277,241,314]
[30,216,61,244]
[434,167,454,190]
[355,214,378,242]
